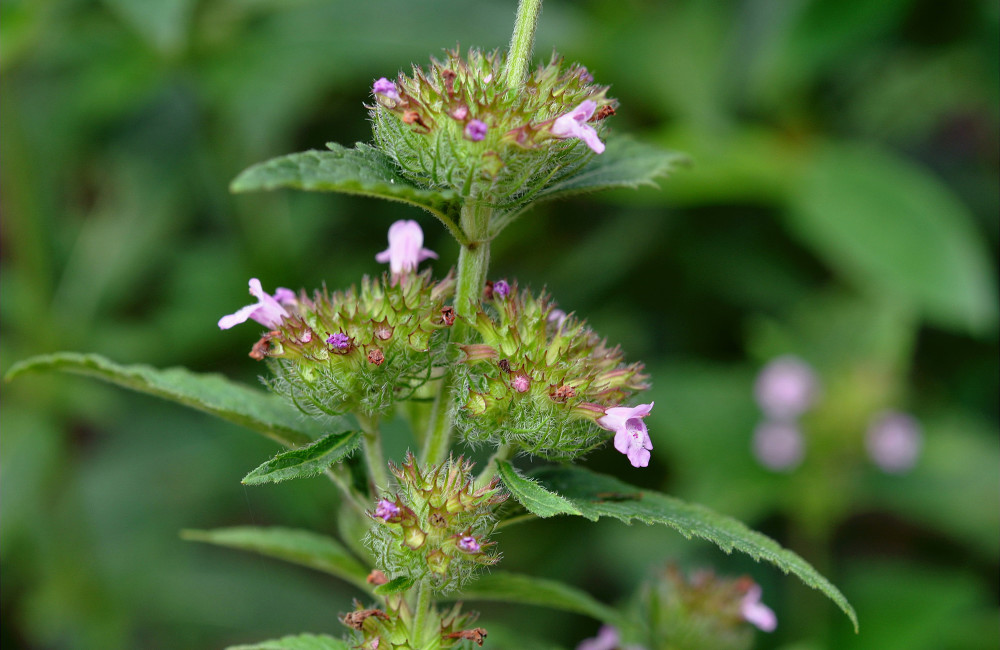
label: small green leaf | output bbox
[225,633,350,650]
[242,430,361,485]
[496,460,581,518]
[374,575,415,596]
[532,465,859,631]
[536,136,688,199]
[491,137,687,233]
[230,143,464,241]
[453,571,624,628]
[3,352,338,447]
[181,527,370,593]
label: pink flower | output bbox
[218,278,291,330]
[375,220,438,274]
[374,499,400,522]
[372,77,400,102]
[551,100,605,154]
[751,421,805,471]
[457,535,480,553]
[599,402,654,468]
[754,356,819,421]
[464,119,488,141]
[866,410,921,473]
[576,626,619,650]
[741,584,777,632]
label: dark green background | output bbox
[2,0,997,648]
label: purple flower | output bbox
[754,356,819,420]
[510,373,530,393]
[866,410,922,473]
[751,421,804,471]
[218,278,291,330]
[375,220,438,274]
[374,499,400,521]
[464,119,488,141]
[372,77,400,102]
[578,67,594,84]
[576,626,619,650]
[551,100,605,154]
[599,402,654,468]
[493,279,510,299]
[741,584,777,632]
[457,535,480,553]
[326,332,351,350]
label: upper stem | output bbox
[502,0,544,92]
[357,413,389,492]
[454,200,492,322]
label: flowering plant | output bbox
[6,1,858,647]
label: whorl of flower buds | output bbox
[453,282,648,460]
[370,48,617,202]
[365,454,506,594]
[243,269,457,417]
[342,596,484,650]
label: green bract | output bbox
[260,270,456,417]
[372,49,616,202]
[366,455,506,594]
[453,284,647,459]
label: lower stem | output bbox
[411,581,434,646]
[357,414,389,492]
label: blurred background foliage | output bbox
[1,0,997,648]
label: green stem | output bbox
[357,414,389,492]
[421,373,456,466]
[324,467,369,515]
[476,444,511,485]
[454,200,492,322]
[502,0,544,92]
[411,581,434,646]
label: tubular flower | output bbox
[551,100,605,153]
[599,402,654,468]
[740,584,777,632]
[372,77,401,102]
[218,278,292,330]
[375,220,438,274]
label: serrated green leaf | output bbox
[788,143,998,335]
[181,527,370,593]
[230,143,464,240]
[242,430,361,485]
[532,465,858,631]
[453,571,624,628]
[3,352,340,447]
[496,460,581,518]
[225,633,350,650]
[491,137,687,232]
[374,575,415,596]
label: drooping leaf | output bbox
[532,465,858,631]
[3,352,341,447]
[242,430,362,485]
[230,143,463,239]
[374,575,415,596]
[453,571,625,628]
[788,143,997,335]
[225,633,350,650]
[496,460,581,518]
[181,527,370,593]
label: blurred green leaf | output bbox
[374,575,415,596]
[496,460,581,518]
[230,143,463,240]
[243,431,361,485]
[454,571,625,628]
[788,143,998,334]
[182,527,370,593]
[4,353,337,447]
[226,633,351,650]
[532,465,859,631]
[102,0,195,53]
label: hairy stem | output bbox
[421,373,456,466]
[411,581,434,646]
[454,200,492,322]
[476,444,511,485]
[357,414,389,492]
[502,0,544,92]
[324,467,369,515]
